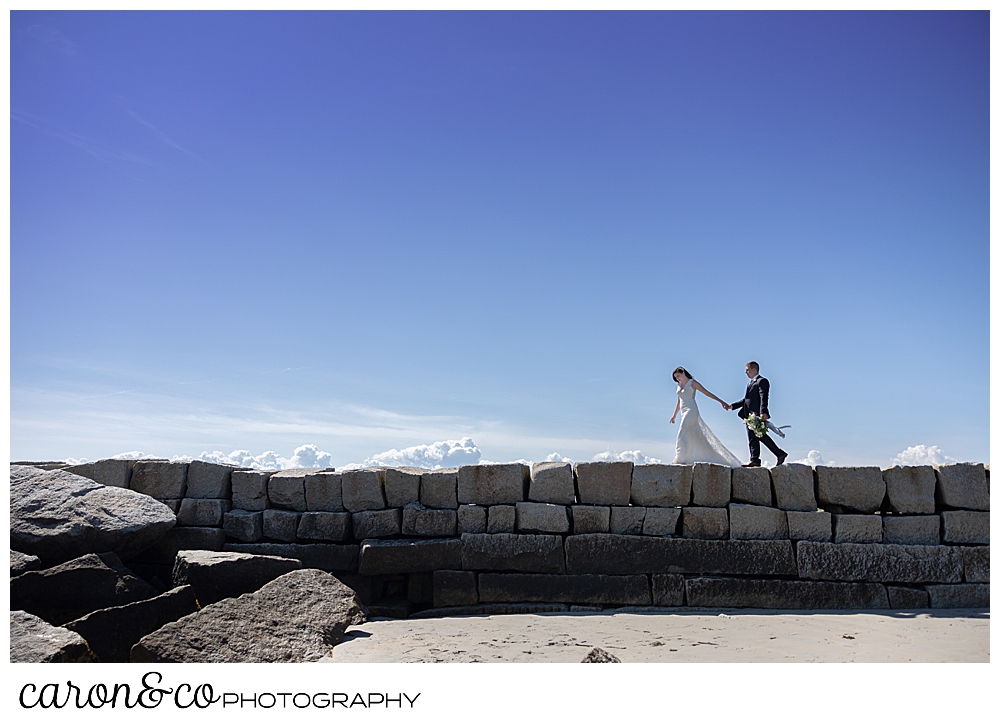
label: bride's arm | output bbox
[692,380,727,407]
[669,397,680,423]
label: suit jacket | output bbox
[731,376,770,420]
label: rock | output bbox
[630,464,692,507]
[786,511,832,542]
[402,505,458,537]
[407,572,433,604]
[882,466,936,515]
[729,504,788,540]
[10,610,94,663]
[461,533,565,573]
[267,469,309,511]
[185,461,235,499]
[130,461,188,498]
[609,506,646,535]
[685,577,889,609]
[642,507,681,536]
[159,499,182,513]
[731,467,772,506]
[692,463,731,507]
[171,550,303,605]
[796,542,963,583]
[564,535,797,576]
[64,585,200,662]
[224,543,358,572]
[433,570,478,607]
[383,468,421,508]
[223,509,264,542]
[941,511,989,544]
[487,505,516,533]
[458,505,487,534]
[420,469,459,509]
[935,463,989,510]
[11,550,41,576]
[10,552,158,625]
[64,458,133,488]
[458,464,527,506]
[816,467,886,514]
[962,547,989,583]
[833,515,883,544]
[478,573,651,605]
[129,527,226,565]
[582,647,620,663]
[130,569,365,662]
[516,502,570,534]
[263,509,301,542]
[886,586,929,609]
[231,470,273,511]
[572,506,611,534]
[10,465,177,566]
[651,574,685,606]
[770,464,817,511]
[341,469,387,512]
[882,516,940,545]
[176,498,231,527]
[352,509,401,538]
[358,538,462,575]
[682,507,729,539]
[297,511,352,541]
[925,583,990,608]
[411,603,569,619]
[529,462,575,505]
[574,461,632,506]
[305,471,344,511]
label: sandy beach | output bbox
[324,609,989,663]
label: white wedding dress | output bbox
[673,378,742,467]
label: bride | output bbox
[670,366,742,467]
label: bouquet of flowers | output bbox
[744,412,768,439]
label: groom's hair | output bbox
[746,361,759,372]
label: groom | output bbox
[725,361,787,467]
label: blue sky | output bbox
[10,11,989,468]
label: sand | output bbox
[323,608,989,663]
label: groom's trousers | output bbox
[747,426,785,463]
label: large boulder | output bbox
[935,463,989,511]
[816,467,886,513]
[171,550,303,605]
[574,462,631,506]
[796,542,962,583]
[130,569,366,662]
[458,464,528,506]
[882,466,936,514]
[10,611,94,663]
[529,462,575,505]
[11,550,40,577]
[10,465,176,565]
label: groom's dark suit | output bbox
[730,375,786,464]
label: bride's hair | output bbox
[672,366,693,382]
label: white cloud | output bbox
[592,450,662,465]
[352,437,482,470]
[545,452,574,463]
[890,445,957,467]
[112,451,161,460]
[791,450,834,466]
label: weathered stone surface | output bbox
[358,538,462,575]
[185,460,235,499]
[433,570,477,607]
[516,502,570,534]
[651,574,685,606]
[129,527,227,565]
[305,472,344,512]
[816,466,886,514]
[926,584,990,608]
[65,585,200,662]
[159,499,182,513]
[685,577,889,609]
[487,505,516,533]
[64,458,133,488]
[770,464,817,511]
[565,535,797,576]
[478,573,651,606]
[834,515,883,544]
[935,463,989,511]
[11,550,41,576]
[962,547,989,583]
[882,466,936,515]
[297,511,352,541]
[10,465,177,565]
[941,510,989,544]
[131,569,365,663]
[642,507,681,536]
[10,552,158,626]
[796,542,963,583]
[267,469,309,511]
[223,509,263,542]
[223,543,358,572]
[130,461,188,498]
[731,467,772,506]
[458,505,487,534]
[402,505,458,537]
[692,463,731,507]
[882,515,940,545]
[383,468,421,508]
[10,610,94,663]
[172,550,303,605]
[352,508,401,538]
[458,464,528,506]
[610,506,646,535]
[461,533,565,573]
[407,572,434,604]
[411,603,568,619]
[420,469,459,509]
[729,504,788,540]
[786,511,832,542]
[176,498,231,527]
[341,469,387,512]
[582,647,620,663]
[575,461,632,506]
[630,464,692,507]
[529,462,575,505]
[263,509,301,542]
[231,470,273,511]
[886,586,929,609]
[682,507,729,539]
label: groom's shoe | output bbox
[776,452,787,466]
[741,460,761,468]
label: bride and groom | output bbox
[670,361,787,468]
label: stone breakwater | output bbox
[22,458,989,619]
